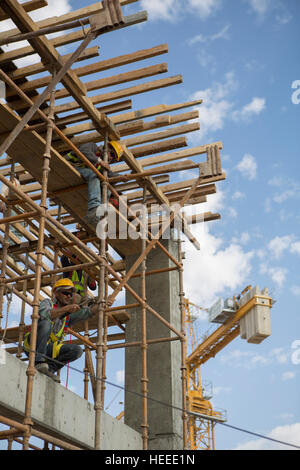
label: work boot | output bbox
[83,207,100,226]
[35,362,49,375]
[46,368,61,383]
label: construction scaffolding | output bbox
[0,0,225,450]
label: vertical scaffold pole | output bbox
[101,250,109,411]
[0,162,15,327]
[178,239,188,449]
[140,185,149,449]
[95,131,109,449]
[22,77,56,450]
[17,252,29,359]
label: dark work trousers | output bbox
[25,319,83,372]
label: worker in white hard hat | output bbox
[23,278,99,383]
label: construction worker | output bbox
[65,141,129,226]
[23,278,99,383]
[61,250,97,304]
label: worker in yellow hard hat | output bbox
[64,141,130,226]
[23,278,99,383]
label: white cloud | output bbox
[116,369,125,385]
[220,347,290,369]
[232,191,246,200]
[267,235,295,259]
[234,423,300,450]
[0,0,72,68]
[188,24,230,45]
[187,0,222,19]
[232,232,250,245]
[191,72,237,139]
[141,0,222,21]
[140,0,181,22]
[260,265,288,288]
[247,0,271,17]
[281,371,296,381]
[269,176,298,200]
[191,74,265,141]
[232,97,266,121]
[183,222,254,307]
[246,0,292,25]
[290,242,300,256]
[291,285,300,296]
[236,154,257,181]
[213,385,232,396]
[269,348,289,365]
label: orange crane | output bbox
[185,286,273,450]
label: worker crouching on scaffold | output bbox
[23,278,99,383]
[64,141,129,226]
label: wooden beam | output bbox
[6,62,169,100]
[42,76,183,115]
[53,110,198,145]
[27,101,132,130]
[114,141,223,172]
[127,183,217,204]
[109,159,200,182]
[54,121,198,152]
[6,46,100,81]
[8,42,168,84]
[0,1,137,41]
[0,0,48,21]
[110,99,203,126]
[122,122,200,148]
[121,144,200,249]
[0,29,92,64]
[0,0,123,142]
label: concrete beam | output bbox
[0,351,142,450]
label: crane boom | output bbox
[187,293,273,371]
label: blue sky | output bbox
[0,0,299,450]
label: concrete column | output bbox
[124,238,183,450]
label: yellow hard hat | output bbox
[109,141,123,162]
[53,278,75,293]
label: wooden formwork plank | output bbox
[8,43,168,89]
[0,102,89,220]
[54,122,197,153]
[54,110,198,145]
[6,62,169,101]
[110,100,202,126]
[0,1,137,41]
[6,46,100,81]
[0,1,48,21]
[114,142,223,172]
[44,76,183,115]
[0,29,91,64]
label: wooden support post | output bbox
[178,241,188,449]
[22,77,56,450]
[140,185,149,449]
[0,164,15,327]
[94,130,109,450]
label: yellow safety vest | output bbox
[23,303,70,359]
[71,270,85,297]
[65,152,102,171]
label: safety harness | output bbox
[23,303,70,360]
[65,151,102,171]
